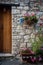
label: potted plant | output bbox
[31,24,43,63]
[36,48,43,62]
[23,12,38,26]
[20,48,34,62]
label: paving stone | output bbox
[0,58,43,65]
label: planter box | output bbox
[21,53,43,63]
[21,53,35,62]
[21,53,31,62]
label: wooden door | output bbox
[0,8,3,52]
[0,6,12,53]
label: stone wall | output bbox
[11,5,35,54]
[11,5,43,54]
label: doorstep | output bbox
[0,53,14,57]
[0,53,15,60]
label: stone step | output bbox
[0,53,15,60]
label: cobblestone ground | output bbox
[0,55,43,65]
[0,58,43,65]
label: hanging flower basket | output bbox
[23,12,38,26]
[19,12,38,27]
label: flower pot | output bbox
[23,20,36,27]
[21,53,32,62]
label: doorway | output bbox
[0,6,12,53]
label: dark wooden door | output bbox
[0,6,12,53]
[0,9,3,52]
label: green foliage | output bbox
[36,49,43,55]
[32,40,40,53]
[24,15,38,24]
[31,25,43,53]
[24,16,29,20]
[30,15,38,23]
[31,34,43,53]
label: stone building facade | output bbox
[0,0,43,55]
[11,5,43,54]
[11,6,37,54]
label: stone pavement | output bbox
[0,57,43,65]
[0,54,43,65]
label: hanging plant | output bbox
[23,12,38,26]
[19,12,38,26]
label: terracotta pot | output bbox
[24,20,35,26]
